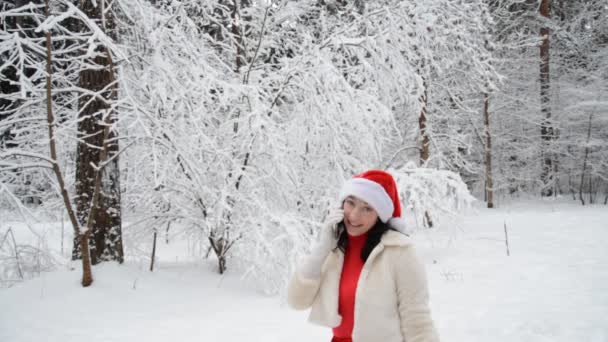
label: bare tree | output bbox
[484,91,494,208]
[578,112,594,205]
[539,0,555,197]
[1,0,126,286]
[419,79,431,166]
[42,0,94,286]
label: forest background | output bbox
[0,0,606,294]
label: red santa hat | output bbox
[339,170,406,231]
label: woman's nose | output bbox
[347,207,361,222]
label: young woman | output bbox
[287,170,439,342]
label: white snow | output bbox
[1,199,607,342]
[427,200,608,342]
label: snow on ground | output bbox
[1,198,607,342]
[426,199,608,342]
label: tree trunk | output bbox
[539,0,554,197]
[578,113,593,205]
[484,92,494,208]
[417,76,433,227]
[43,0,93,286]
[150,230,157,272]
[209,235,230,274]
[588,177,593,204]
[165,221,171,244]
[79,231,93,286]
[418,80,430,166]
[72,0,123,265]
[231,0,246,72]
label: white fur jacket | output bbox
[287,230,440,342]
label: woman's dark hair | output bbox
[335,219,396,262]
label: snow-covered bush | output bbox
[391,164,476,231]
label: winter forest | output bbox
[1,0,607,341]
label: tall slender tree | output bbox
[539,0,555,196]
[483,91,494,208]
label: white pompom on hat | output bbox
[339,170,406,231]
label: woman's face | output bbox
[342,195,379,236]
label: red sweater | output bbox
[332,232,368,341]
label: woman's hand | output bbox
[319,207,344,249]
[300,207,344,279]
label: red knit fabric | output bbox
[332,232,368,340]
[331,337,352,342]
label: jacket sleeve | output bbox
[395,246,440,342]
[286,267,322,310]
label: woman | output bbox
[287,170,439,342]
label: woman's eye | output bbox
[363,207,372,212]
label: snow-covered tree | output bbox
[0,0,127,286]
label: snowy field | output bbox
[1,199,607,342]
